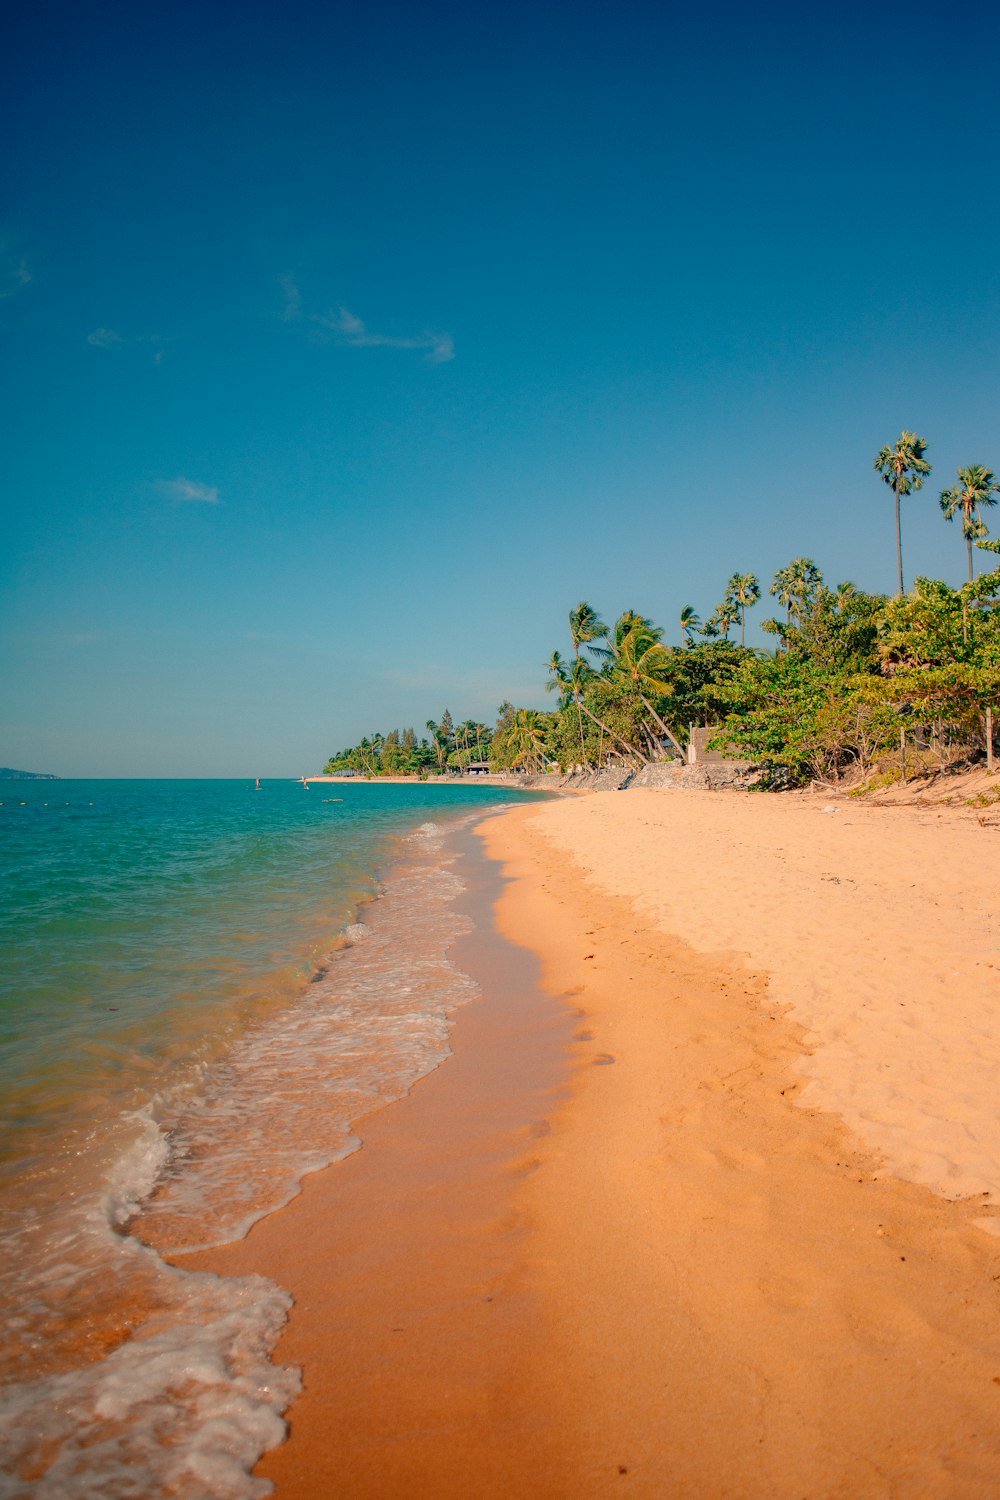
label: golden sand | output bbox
[188,789,1000,1497]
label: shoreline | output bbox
[189,788,1000,1495]
[179,820,578,1496]
[303,773,550,786]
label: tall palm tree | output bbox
[547,650,637,765]
[874,430,932,594]
[679,605,701,646]
[566,604,606,755]
[940,464,1000,581]
[569,601,607,659]
[613,625,685,758]
[726,572,761,647]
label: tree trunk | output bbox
[581,701,644,765]
[637,691,685,759]
[899,725,906,783]
[741,606,746,648]
[987,707,995,772]
[575,697,587,767]
[968,535,975,584]
[895,483,904,595]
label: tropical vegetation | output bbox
[325,432,1000,787]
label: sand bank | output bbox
[522,787,1000,1223]
[476,791,1000,1496]
[189,790,1000,1497]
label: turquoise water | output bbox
[0,777,540,1499]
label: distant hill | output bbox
[0,768,60,780]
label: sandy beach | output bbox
[190,787,1000,1497]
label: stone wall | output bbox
[513,760,761,792]
[687,725,753,768]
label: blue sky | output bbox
[3,0,1000,775]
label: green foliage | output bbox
[713,653,896,780]
[663,640,744,728]
[679,604,701,644]
[940,464,999,581]
[724,572,761,647]
[489,708,554,772]
[324,719,490,777]
[321,431,1000,791]
[874,430,932,594]
[769,558,823,627]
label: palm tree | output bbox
[566,604,607,754]
[603,610,660,659]
[358,736,379,777]
[679,605,701,646]
[874,431,932,594]
[613,625,685,759]
[547,649,637,766]
[569,601,607,659]
[704,598,739,640]
[425,719,448,772]
[506,709,549,774]
[940,464,1000,581]
[726,572,761,647]
[770,558,823,627]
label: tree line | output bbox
[324,711,496,777]
[326,433,1000,785]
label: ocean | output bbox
[0,777,543,1498]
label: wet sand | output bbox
[189,790,1000,1497]
[180,827,577,1497]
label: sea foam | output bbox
[1,811,480,1497]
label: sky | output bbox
[3,0,1000,776]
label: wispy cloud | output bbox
[281,275,454,363]
[0,237,31,301]
[322,307,455,363]
[154,477,221,505]
[88,327,165,361]
[278,272,302,322]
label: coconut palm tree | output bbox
[726,572,761,647]
[566,605,606,755]
[939,465,1000,581]
[679,605,701,646]
[505,709,549,774]
[874,431,932,594]
[612,625,685,758]
[569,601,607,660]
[547,650,637,765]
[605,610,660,658]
